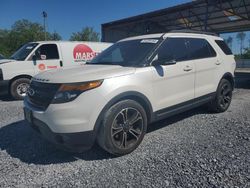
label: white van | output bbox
[0,41,112,99]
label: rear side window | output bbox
[156,38,189,63]
[215,40,233,55]
[35,44,59,60]
[187,38,216,59]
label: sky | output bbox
[0,0,250,54]
[0,0,190,39]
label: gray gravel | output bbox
[0,75,250,187]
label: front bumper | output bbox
[23,87,108,152]
[0,80,9,96]
[24,107,96,152]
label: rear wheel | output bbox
[97,100,147,156]
[10,78,30,100]
[209,79,233,113]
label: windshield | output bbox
[89,39,160,67]
[10,43,38,61]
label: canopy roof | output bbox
[102,0,250,42]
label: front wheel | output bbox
[10,78,30,100]
[97,100,148,156]
[209,79,233,113]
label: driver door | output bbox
[151,37,195,114]
[32,43,62,74]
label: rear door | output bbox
[186,38,218,98]
[33,43,62,74]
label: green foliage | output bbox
[49,32,62,41]
[70,27,100,42]
[241,48,250,59]
[0,19,62,57]
[235,47,250,59]
[236,32,246,55]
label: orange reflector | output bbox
[59,80,103,92]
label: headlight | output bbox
[52,80,103,104]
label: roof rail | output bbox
[169,29,218,36]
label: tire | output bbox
[10,78,31,100]
[97,99,148,156]
[208,79,233,113]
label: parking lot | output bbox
[0,72,250,187]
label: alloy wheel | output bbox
[111,107,144,150]
[16,83,29,97]
[219,82,232,109]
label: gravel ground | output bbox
[0,74,250,187]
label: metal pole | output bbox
[42,11,47,41]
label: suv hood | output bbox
[0,59,15,65]
[34,64,136,83]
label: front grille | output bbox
[0,69,3,80]
[27,81,61,110]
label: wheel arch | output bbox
[9,74,32,86]
[94,91,154,134]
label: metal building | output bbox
[102,0,250,42]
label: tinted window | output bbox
[187,38,216,59]
[155,38,188,63]
[35,44,59,60]
[215,40,233,55]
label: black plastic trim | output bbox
[0,80,9,95]
[94,91,154,134]
[24,108,95,152]
[153,93,216,122]
[0,69,3,81]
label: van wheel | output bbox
[209,79,233,113]
[10,78,30,100]
[97,100,147,156]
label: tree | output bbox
[0,29,10,56]
[70,27,99,41]
[225,36,233,50]
[242,48,250,59]
[0,19,62,57]
[236,32,246,56]
[48,31,62,41]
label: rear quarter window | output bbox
[215,40,233,55]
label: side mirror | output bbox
[152,59,177,66]
[32,54,37,61]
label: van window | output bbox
[187,38,216,59]
[155,38,188,63]
[215,40,233,55]
[35,44,59,60]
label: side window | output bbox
[35,44,59,60]
[187,38,216,60]
[215,40,233,55]
[155,38,188,63]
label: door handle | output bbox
[60,60,63,67]
[215,60,221,65]
[183,66,192,72]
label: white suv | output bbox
[24,31,236,155]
